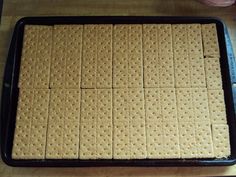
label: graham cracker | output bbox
[160,88,177,122]
[130,122,147,159]
[113,25,129,88]
[195,122,214,158]
[32,89,50,124]
[208,89,227,124]
[187,24,206,87]
[96,122,113,159]
[34,26,52,88]
[212,124,230,158]
[146,121,164,159]
[190,56,206,87]
[50,25,67,88]
[159,56,175,88]
[81,25,97,88]
[172,24,188,55]
[143,24,159,87]
[192,88,210,122]
[96,25,112,88]
[47,89,80,159]
[80,122,96,159]
[65,25,83,88]
[29,123,47,159]
[12,122,31,159]
[113,88,129,123]
[46,122,64,159]
[113,121,130,159]
[144,88,162,123]
[65,89,80,122]
[16,89,34,123]
[128,88,145,124]
[63,121,79,159]
[128,25,143,88]
[18,25,38,88]
[179,122,197,158]
[158,24,173,57]
[174,55,191,88]
[80,89,97,123]
[172,24,190,87]
[97,89,112,123]
[201,24,220,57]
[48,89,66,123]
[163,122,180,158]
[176,88,194,122]
[205,57,222,89]
[187,24,203,56]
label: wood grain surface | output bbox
[0,0,236,176]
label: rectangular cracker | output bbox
[156,25,175,87]
[97,89,112,123]
[146,122,164,159]
[13,89,50,159]
[187,24,203,56]
[29,123,47,159]
[113,88,129,123]
[80,89,97,122]
[96,25,112,88]
[172,24,190,87]
[16,89,34,123]
[113,25,129,88]
[143,24,159,87]
[65,89,80,122]
[48,89,65,123]
[113,121,130,159]
[176,88,194,122]
[212,124,230,158]
[190,56,206,87]
[192,88,210,122]
[158,24,173,57]
[174,55,191,88]
[195,122,214,158]
[63,121,79,159]
[145,88,162,123]
[159,56,175,88]
[46,122,64,159]
[65,25,83,88]
[158,24,174,87]
[18,25,38,88]
[128,25,143,87]
[129,88,145,123]
[205,58,222,89]
[130,122,147,159]
[81,25,97,88]
[160,88,177,122]
[172,24,188,55]
[12,122,31,159]
[34,26,52,88]
[163,122,180,158]
[47,89,80,159]
[208,89,227,123]
[96,122,112,159]
[179,122,197,158]
[201,24,220,57]
[80,122,96,159]
[32,89,50,124]
[50,26,67,88]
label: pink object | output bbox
[200,0,235,6]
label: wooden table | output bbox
[0,0,236,176]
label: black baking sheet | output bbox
[1,16,236,167]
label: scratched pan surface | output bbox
[1,16,236,167]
